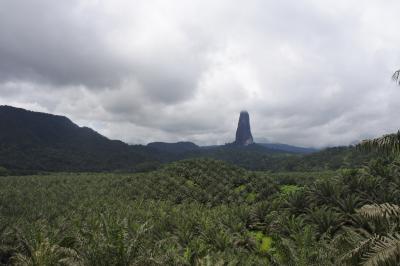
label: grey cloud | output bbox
[1,0,400,147]
[0,0,206,105]
[0,0,125,87]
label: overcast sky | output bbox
[1,0,400,147]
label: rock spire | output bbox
[235,111,254,145]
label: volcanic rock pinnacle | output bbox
[235,111,254,145]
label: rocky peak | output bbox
[235,111,254,145]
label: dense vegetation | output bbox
[184,145,376,172]
[1,157,399,265]
[0,106,164,172]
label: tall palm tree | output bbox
[358,70,400,154]
[341,203,400,266]
[347,71,400,265]
[393,69,400,85]
[273,225,335,266]
[359,132,400,155]
[10,234,79,266]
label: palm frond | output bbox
[363,233,400,266]
[356,69,400,155]
[393,70,400,85]
[358,132,400,155]
[341,234,381,263]
[358,203,400,220]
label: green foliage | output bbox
[249,231,272,253]
[0,159,278,264]
[280,184,302,195]
[184,145,376,172]
[273,225,335,266]
[9,226,79,266]
[1,157,400,264]
[245,193,257,203]
[260,236,273,253]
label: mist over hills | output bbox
[0,105,373,172]
[258,143,318,154]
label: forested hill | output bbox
[0,105,376,173]
[178,144,376,172]
[147,141,200,154]
[0,105,161,172]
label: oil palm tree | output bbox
[341,203,400,266]
[358,70,400,154]
[282,190,310,216]
[359,131,400,155]
[307,207,345,237]
[76,213,149,266]
[354,73,400,264]
[393,69,400,85]
[272,225,335,266]
[308,179,342,206]
[9,231,79,266]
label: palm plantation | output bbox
[342,70,400,265]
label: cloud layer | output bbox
[1,0,400,147]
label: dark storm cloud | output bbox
[1,0,400,147]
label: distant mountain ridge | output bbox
[147,141,199,154]
[0,105,371,172]
[146,141,316,155]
